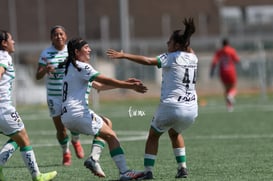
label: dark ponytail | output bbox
[61,37,88,75]
[172,17,195,50]
[182,17,195,48]
[0,30,9,50]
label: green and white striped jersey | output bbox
[38,45,67,97]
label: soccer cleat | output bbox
[0,167,5,181]
[227,105,234,112]
[227,95,235,104]
[119,170,145,181]
[63,151,72,166]
[72,141,84,159]
[84,157,105,178]
[32,171,57,181]
[175,167,188,178]
[226,95,235,112]
[138,171,153,180]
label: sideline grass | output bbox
[1,95,273,180]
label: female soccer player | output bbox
[107,17,198,179]
[60,37,147,180]
[35,25,84,166]
[210,38,240,112]
[0,30,57,180]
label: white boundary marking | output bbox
[20,103,273,148]
[29,130,273,148]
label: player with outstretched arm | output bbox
[60,37,147,180]
[107,17,198,179]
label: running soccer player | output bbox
[35,25,84,166]
[0,30,57,181]
[107,17,198,179]
[60,37,147,180]
[210,38,240,112]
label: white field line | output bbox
[21,103,273,148]
[29,130,273,148]
[21,103,273,121]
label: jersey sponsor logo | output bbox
[177,92,196,102]
[52,73,64,79]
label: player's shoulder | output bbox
[224,45,237,52]
[40,45,55,55]
[179,51,198,60]
[0,50,11,62]
[174,51,198,65]
[76,60,87,66]
[0,50,9,58]
[76,60,93,69]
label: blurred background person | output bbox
[210,38,240,112]
[35,25,84,166]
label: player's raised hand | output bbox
[106,49,124,59]
[124,78,147,93]
[45,64,55,75]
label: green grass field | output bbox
[1,94,273,181]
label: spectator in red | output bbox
[210,38,240,112]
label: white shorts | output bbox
[61,109,103,136]
[47,96,62,117]
[151,102,198,133]
[0,105,24,136]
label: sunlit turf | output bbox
[1,94,273,180]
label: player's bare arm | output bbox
[94,74,147,93]
[107,49,158,66]
[92,78,142,92]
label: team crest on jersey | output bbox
[41,57,48,63]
